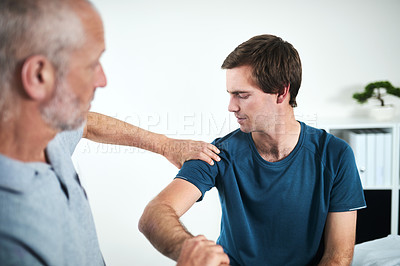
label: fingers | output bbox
[207,143,220,155]
[196,143,220,166]
[167,139,222,167]
[197,153,215,166]
[177,235,230,266]
[192,235,207,241]
[203,144,221,164]
[182,141,221,166]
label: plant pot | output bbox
[369,105,395,121]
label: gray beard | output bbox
[40,81,87,131]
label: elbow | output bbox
[138,204,153,238]
[138,200,188,260]
[138,202,175,258]
[138,214,145,235]
[138,200,163,239]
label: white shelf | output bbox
[363,186,393,190]
[317,118,399,235]
[317,117,400,129]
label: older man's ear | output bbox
[21,55,56,101]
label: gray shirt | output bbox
[0,129,104,265]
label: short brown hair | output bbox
[221,34,302,107]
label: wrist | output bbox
[160,135,172,157]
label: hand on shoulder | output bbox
[163,139,221,168]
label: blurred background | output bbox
[72,0,400,265]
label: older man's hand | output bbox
[162,139,221,168]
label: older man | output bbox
[0,0,226,265]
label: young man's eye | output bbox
[238,94,249,99]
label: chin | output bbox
[51,109,87,132]
[238,125,251,133]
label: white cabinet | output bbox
[318,118,400,235]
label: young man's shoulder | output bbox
[302,122,353,167]
[212,128,249,154]
[303,123,349,151]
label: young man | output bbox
[139,34,366,265]
[0,0,223,265]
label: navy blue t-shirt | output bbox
[176,121,366,266]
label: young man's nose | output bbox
[228,97,240,112]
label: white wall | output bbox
[72,0,400,265]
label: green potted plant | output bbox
[353,81,400,120]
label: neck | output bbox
[252,110,300,162]
[0,106,58,163]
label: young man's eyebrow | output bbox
[226,90,251,94]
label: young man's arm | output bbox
[138,179,229,265]
[318,211,357,266]
[82,112,220,168]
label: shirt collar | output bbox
[0,153,52,193]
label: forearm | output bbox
[85,112,221,168]
[85,112,168,155]
[318,256,352,266]
[318,248,353,266]
[138,201,193,261]
[319,211,356,266]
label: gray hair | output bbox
[0,0,88,121]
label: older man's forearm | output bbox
[84,112,168,154]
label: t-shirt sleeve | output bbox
[175,146,224,201]
[329,145,367,212]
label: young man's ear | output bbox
[21,55,56,101]
[277,84,290,104]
